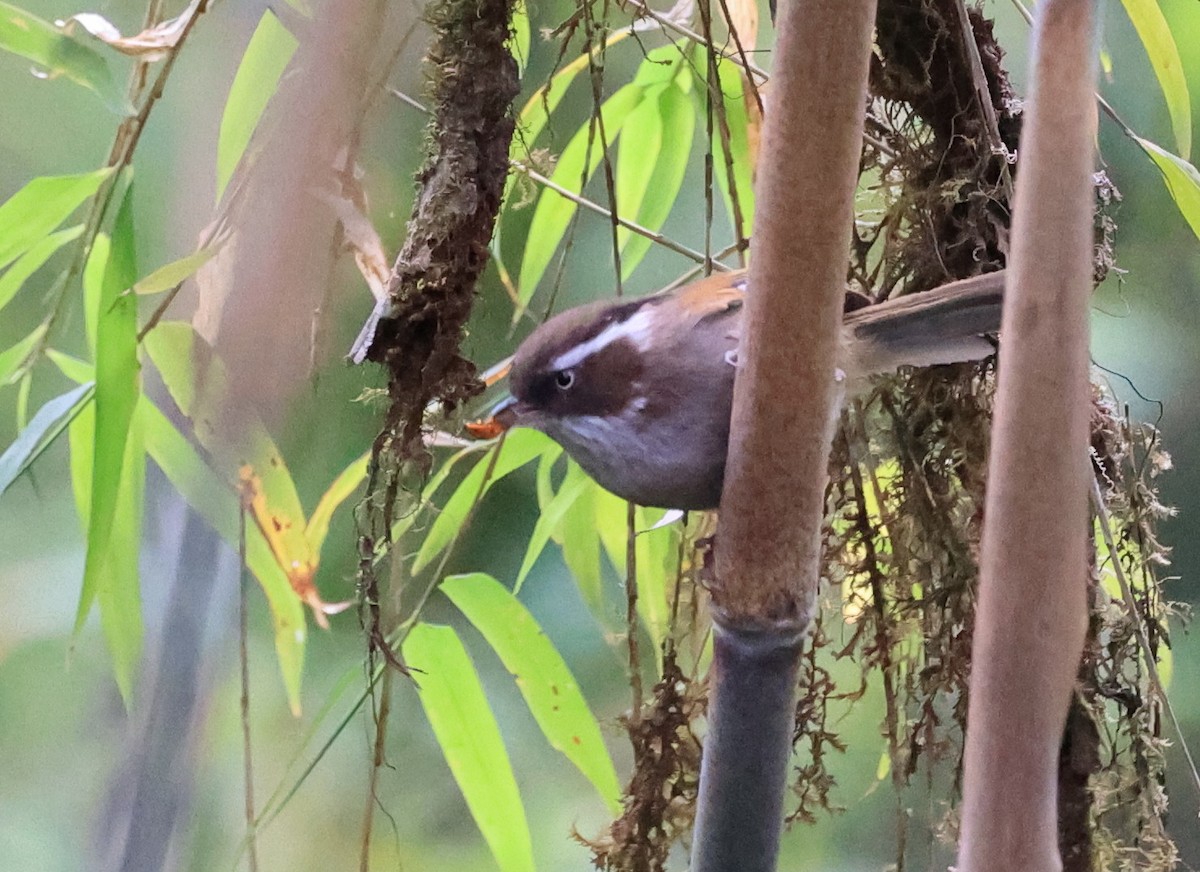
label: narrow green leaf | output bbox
[1138,137,1200,241]
[100,409,146,701]
[513,30,631,157]
[0,324,47,385]
[68,392,94,534]
[514,461,591,592]
[77,185,142,678]
[443,573,622,813]
[403,623,535,872]
[619,76,695,280]
[0,2,132,114]
[0,224,82,315]
[1120,0,1191,159]
[0,168,112,271]
[614,87,665,264]
[141,398,307,713]
[216,10,298,200]
[144,321,313,568]
[83,233,109,357]
[633,507,677,655]
[0,380,93,495]
[516,83,644,312]
[132,244,218,294]
[413,429,556,575]
[46,348,93,383]
[67,393,145,701]
[558,477,605,617]
[304,450,369,555]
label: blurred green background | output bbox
[1,0,1198,869]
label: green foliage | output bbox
[215,9,298,200]
[0,169,111,271]
[0,2,132,113]
[75,181,143,700]
[404,622,536,872]
[442,572,623,812]
[1120,0,1191,159]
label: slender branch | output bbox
[621,0,769,83]
[41,0,211,349]
[390,89,729,270]
[625,502,644,728]
[238,502,261,872]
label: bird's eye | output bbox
[555,369,575,390]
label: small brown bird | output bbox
[488,269,1005,510]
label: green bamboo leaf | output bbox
[67,396,145,701]
[403,623,535,872]
[614,87,665,263]
[514,461,591,592]
[0,2,132,114]
[442,573,622,813]
[75,185,143,699]
[0,380,93,495]
[0,168,112,271]
[132,244,218,294]
[558,477,605,616]
[141,398,307,713]
[0,324,47,385]
[144,322,310,551]
[83,232,108,356]
[304,450,369,555]
[705,52,755,238]
[515,83,644,314]
[619,74,695,280]
[0,224,82,315]
[413,429,557,575]
[46,348,93,383]
[1137,137,1200,241]
[1120,0,1191,159]
[513,30,631,158]
[633,507,677,655]
[216,10,298,200]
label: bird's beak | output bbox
[464,395,521,440]
[491,396,520,430]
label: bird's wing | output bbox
[672,270,748,326]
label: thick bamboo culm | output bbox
[692,0,880,869]
[957,0,1099,869]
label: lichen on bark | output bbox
[359,0,520,469]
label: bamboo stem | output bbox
[692,0,880,867]
[957,1,1099,868]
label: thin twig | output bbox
[391,89,730,270]
[359,665,394,871]
[621,0,769,82]
[1007,0,1149,147]
[625,501,644,728]
[582,0,626,294]
[951,0,1014,201]
[238,502,261,872]
[41,0,211,351]
[1089,473,1200,803]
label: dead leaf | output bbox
[239,466,351,628]
[60,0,204,61]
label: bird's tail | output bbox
[844,271,1006,376]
